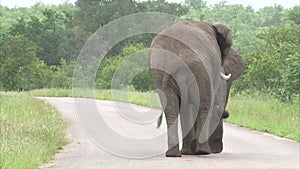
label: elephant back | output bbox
[150,21,223,86]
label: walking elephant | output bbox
[149,21,244,157]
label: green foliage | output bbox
[73,0,189,57]
[75,0,136,33]
[0,35,73,91]
[131,69,155,92]
[75,0,189,34]
[96,44,154,91]
[0,3,75,33]
[184,0,207,11]
[97,56,124,89]
[48,59,74,88]
[285,6,300,25]
[138,0,189,16]
[0,34,48,91]
[257,5,284,26]
[0,93,67,169]
[58,26,89,63]
[121,44,154,91]
[242,25,300,101]
[9,8,72,65]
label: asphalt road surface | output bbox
[40,97,299,169]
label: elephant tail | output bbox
[155,65,172,129]
[157,112,163,128]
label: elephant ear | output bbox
[224,48,244,81]
[213,24,233,64]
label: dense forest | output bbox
[0,0,299,101]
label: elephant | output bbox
[149,21,244,157]
[222,47,245,118]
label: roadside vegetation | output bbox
[0,93,67,169]
[226,93,299,142]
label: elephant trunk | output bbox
[220,72,231,80]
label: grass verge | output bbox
[226,94,299,142]
[0,92,67,169]
[27,88,161,108]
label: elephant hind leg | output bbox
[181,103,197,155]
[193,104,212,155]
[161,87,181,157]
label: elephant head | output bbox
[223,47,244,83]
[222,47,245,118]
[190,22,233,65]
[213,24,233,64]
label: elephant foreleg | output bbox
[209,119,223,153]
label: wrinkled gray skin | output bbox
[149,21,244,157]
[223,48,245,116]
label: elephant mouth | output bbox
[220,72,231,80]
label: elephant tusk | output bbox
[221,72,231,80]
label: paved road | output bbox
[40,97,299,169]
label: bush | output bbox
[131,69,154,92]
[0,35,73,91]
[0,34,48,91]
[240,25,300,101]
[96,43,154,91]
[48,59,74,89]
[96,56,124,89]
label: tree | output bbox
[74,0,189,57]
[96,43,154,91]
[9,8,72,65]
[58,26,89,63]
[184,0,207,11]
[243,25,300,101]
[0,34,50,91]
[138,0,189,16]
[74,0,139,33]
[48,59,74,88]
[286,6,300,25]
[257,5,284,26]
[74,0,189,33]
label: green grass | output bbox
[0,92,67,169]
[226,94,300,142]
[27,88,162,108]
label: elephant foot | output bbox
[210,141,223,153]
[181,148,194,155]
[181,139,199,155]
[196,150,211,155]
[193,142,212,155]
[166,146,181,157]
[222,110,229,119]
